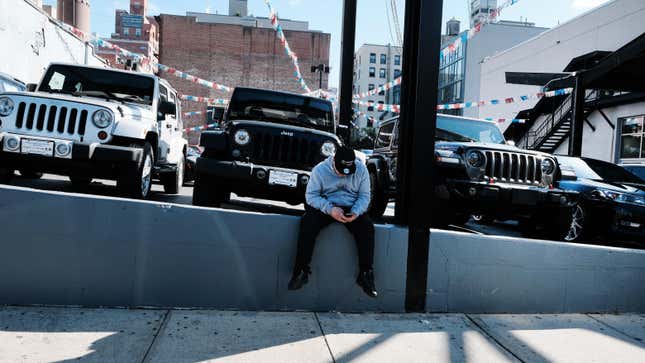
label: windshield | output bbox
[624,166,645,180]
[558,157,645,184]
[38,64,155,106]
[436,116,506,144]
[227,88,334,132]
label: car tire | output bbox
[0,168,14,184]
[19,169,43,179]
[367,171,388,218]
[193,173,230,207]
[117,142,154,199]
[69,175,93,188]
[162,156,184,194]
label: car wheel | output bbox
[193,173,230,207]
[69,175,93,188]
[19,169,43,179]
[117,142,154,199]
[367,171,388,218]
[0,168,14,184]
[162,156,184,194]
[563,205,585,242]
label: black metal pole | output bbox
[396,0,443,312]
[568,76,585,156]
[338,0,358,143]
[319,67,323,90]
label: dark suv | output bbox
[368,115,578,238]
[193,87,340,207]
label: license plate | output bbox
[268,170,298,188]
[21,139,54,157]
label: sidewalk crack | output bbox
[141,309,171,363]
[465,314,527,363]
[314,312,336,363]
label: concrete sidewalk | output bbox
[0,307,643,363]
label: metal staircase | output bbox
[520,90,598,153]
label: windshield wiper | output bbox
[72,90,121,102]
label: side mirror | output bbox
[26,83,37,92]
[158,100,176,117]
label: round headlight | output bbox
[0,97,15,117]
[321,141,336,157]
[541,158,555,174]
[466,150,485,168]
[234,129,250,145]
[92,109,113,128]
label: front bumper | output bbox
[0,132,141,178]
[610,204,645,242]
[439,179,578,218]
[196,157,310,202]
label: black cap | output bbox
[334,146,356,175]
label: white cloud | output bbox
[571,0,611,11]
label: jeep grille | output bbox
[15,101,88,137]
[249,131,324,169]
[483,151,543,185]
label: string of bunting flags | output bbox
[179,95,229,105]
[183,122,220,133]
[265,0,312,93]
[353,0,522,100]
[355,88,573,113]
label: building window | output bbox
[380,54,387,64]
[135,28,142,37]
[378,101,385,112]
[394,55,401,66]
[619,116,644,159]
[368,84,375,91]
[394,69,401,78]
[379,68,386,78]
[379,84,385,96]
[367,100,374,112]
[370,53,376,64]
[123,27,130,36]
[369,67,375,78]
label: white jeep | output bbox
[0,63,188,198]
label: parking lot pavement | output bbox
[1,306,644,363]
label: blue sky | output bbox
[43,0,611,88]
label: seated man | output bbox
[288,146,378,298]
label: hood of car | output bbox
[575,178,645,195]
[3,91,155,122]
[228,120,340,142]
[436,141,553,157]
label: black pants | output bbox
[293,205,375,273]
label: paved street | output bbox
[0,306,643,362]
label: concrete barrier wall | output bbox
[427,230,645,313]
[3,185,645,314]
[0,186,408,312]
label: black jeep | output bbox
[193,87,340,207]
[368,115,579,238]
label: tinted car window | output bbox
[623,165,645,180]
[436,116,506,144]
[227,89,334,132]
[558,157,644,183]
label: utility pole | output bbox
[338,0,358,143]
[310,64,330,90]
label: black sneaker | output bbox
[288,267,310,290]
[356,270,378,298]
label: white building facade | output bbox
[477,0,645,165]
[353,44,402,128]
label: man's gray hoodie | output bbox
[305,156,371,216]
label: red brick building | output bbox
[157,7,331,142]
[97,0,159,73]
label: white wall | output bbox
[478,0,645,131]
[0,0,106,83]
[554,101,645,163]
[463,23,547,118]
